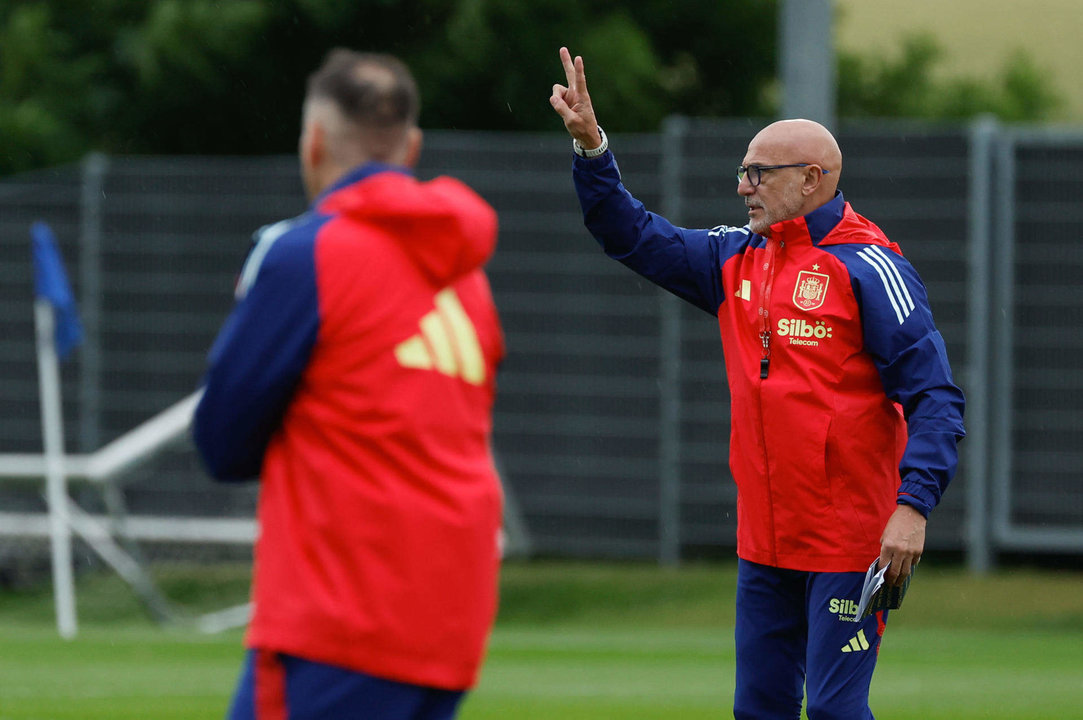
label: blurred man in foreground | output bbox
[194,49,505,720]
[551,47,964,719]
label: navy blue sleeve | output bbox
[192,220,322,481]
[847,245,966,517]
[573,151,737,315]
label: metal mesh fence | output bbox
[998,132,1083,539]
[1,119,1080,572]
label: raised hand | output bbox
[549,47,602,150]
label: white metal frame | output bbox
[0,386,253,635]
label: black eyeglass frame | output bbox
[736,163,830,187]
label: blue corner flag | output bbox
[31,221,84,359]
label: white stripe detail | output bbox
[857,247,912,325]
[236,219,296,299]
[857,249,902,323]
[867,245,915,313]
[708,224,750,238]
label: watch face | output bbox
[574,130,606,157]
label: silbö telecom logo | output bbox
[828,597,859,621]
[776,318,832,347]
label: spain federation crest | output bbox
[793,270,829,311]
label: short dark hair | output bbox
[306,49,420,128]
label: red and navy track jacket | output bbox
[193,163,505,690]
[573,150,965,573]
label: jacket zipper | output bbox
[758,237,782,564]
[758,238,782,379]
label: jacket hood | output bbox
[317,167,498,285]
[820,203,902,254]
[774,191,901,254]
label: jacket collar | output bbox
[766,190,846,245]
[313,162,414,209]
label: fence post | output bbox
[779,0,836,131]
[989,129,1017,549]
[657,116,688,566]
[965,117,996,573]
[79,153,107,454]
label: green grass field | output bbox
[1,560,1082,719]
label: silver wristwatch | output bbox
[573,126,609,158]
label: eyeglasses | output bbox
[736,164,830,187]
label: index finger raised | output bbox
[560,47,576,89]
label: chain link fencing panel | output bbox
[1,121,1080,586]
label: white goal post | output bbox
[0,389,254,635]
[0,390,258,545]
[0,387,531,637]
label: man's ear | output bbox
[303,121,326,172]
[802,166,824,197]
[403,127,423,168]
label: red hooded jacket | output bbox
[573,151,965,573]
[194,164,504,690]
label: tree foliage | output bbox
[837,32,1062,122]
[0,1,1065,177]
[0,0,778,175]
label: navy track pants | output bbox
[733,558,888,720]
